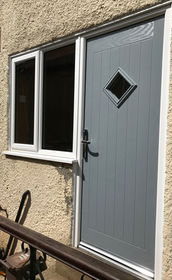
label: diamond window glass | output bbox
[104,68,137,108]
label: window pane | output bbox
[42,45,75,152]
[15,59,35,144]
[108,72,131,100]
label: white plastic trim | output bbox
[72,38,81,158]
[9,41,79,163]
[73,37,86,247]
[80,241,154,280]
[3,150,77,164]
[38,50,44,152]
[154,6,172,280]
[38,39,77,159]
[11,51,40,152]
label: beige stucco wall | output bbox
[0,0,171,279]
[162,40,172,280]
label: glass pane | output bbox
[107,72,130,100]
[42,45,75,152]
[15,59,35,144]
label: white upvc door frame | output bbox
[73,36,86,246]
[73,4,172,280]
[154,6,172,280]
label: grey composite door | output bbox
[81,17,164,271]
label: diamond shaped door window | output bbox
[103,68,137,108]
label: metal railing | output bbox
[0,215,144,280]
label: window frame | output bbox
[11,51,40,152]
[9,39,80,163]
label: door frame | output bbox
[73,3,172,280]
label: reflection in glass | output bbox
[107,72,130,100]
[15,59,35,144]
[42,45,75,152]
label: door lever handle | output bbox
[81,140,91,144]
[82,129,90,161]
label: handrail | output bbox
[0,216,144,280]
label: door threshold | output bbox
[79,241,154,280]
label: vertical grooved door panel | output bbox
[81,17,164,271]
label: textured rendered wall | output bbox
[1,0,167,54]
[0,0,171,279]
[162,40,172,280]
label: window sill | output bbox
[3,150,77,164]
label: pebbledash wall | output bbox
[163,40,172,279]
[0,0,172,279]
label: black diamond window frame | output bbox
[103,68,137,108]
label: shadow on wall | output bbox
[52,162,73,215]
[5,156,73,215]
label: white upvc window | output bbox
[11,51,40,152]
[8,40,80,163]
